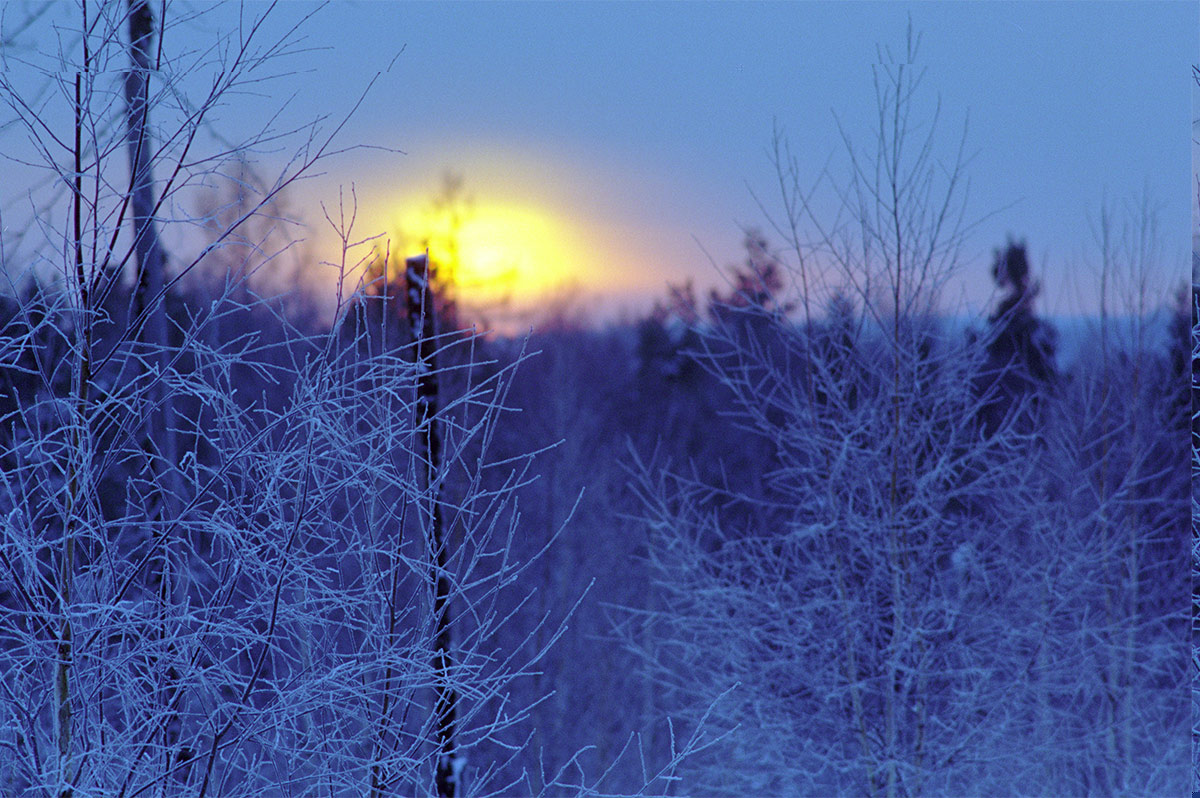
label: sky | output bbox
[1,1,1194,325]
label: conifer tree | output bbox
[977,239,1057,436]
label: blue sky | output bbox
[289,1,1196,318]
[2,1,1194,320]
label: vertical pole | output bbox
[405,254,458,797]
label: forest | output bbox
[0,3,1193,797]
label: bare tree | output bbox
[626,24,1187,797]
[0,4,614,795]
[0,4,719,794]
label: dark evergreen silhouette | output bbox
[705,231,793,339]
[975,239,1057,436]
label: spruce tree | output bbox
[977,239,1057,436]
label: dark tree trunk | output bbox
[124,0,187,779]
[125,0,165,327]
[405,254,458,797]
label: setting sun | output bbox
[400,200,588,310]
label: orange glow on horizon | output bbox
[320,157,701,329]
[390,199,594,311]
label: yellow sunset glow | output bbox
[406,202,587,307]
